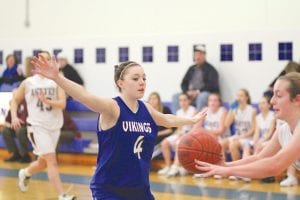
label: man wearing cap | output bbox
[172,44,220,112]
[56,52,83,144]
[57,53,84,86]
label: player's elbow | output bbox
[56,100,66,110]
[61,101,66,110]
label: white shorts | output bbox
[166,134,182,150]
[27,125,60,156]
[229,135,252,148]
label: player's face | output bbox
[39,52,51,61]
[194,51,206,65]
[179,94,190,110]
[236,90,248,105]
[6,56,16,68]
[259,97,270,113]
[208,95,220,111]
[121,66,146,99]
[271,80,294,120]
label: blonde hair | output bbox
[148,92,163,113]
[25,57,34,77]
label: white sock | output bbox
[24,168,32,177]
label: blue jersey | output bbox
[90,97,158,200]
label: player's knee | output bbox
[37,157,47,168]
[161,140,169,148]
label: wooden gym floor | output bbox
[0,150,300,200]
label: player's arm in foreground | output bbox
[194,125,300,178]
[146,103,207,128]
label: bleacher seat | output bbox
[0,135,5,148]
[58,138,92,153]
[0,82,20,92]
[66,99,92,112]
[64,99,97,153]
[72,117,98,132]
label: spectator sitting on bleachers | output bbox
[251,96,276,155]
[158,93,196,177]
[0,54,25,91]
[190,93,230,178]
[172,44,220,112]
[57,52,84,86]
[220,88,256,181]
[189,93,229,139]
[2,98,31,163]
[56,53,83,143]
[148,92,175,159]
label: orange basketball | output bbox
[177,132,222,174]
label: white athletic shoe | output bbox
[58,194,76,200]
[280,175,298,187]
[240,177,251,182]
[179,167,188,176]
[193,174,205,178]
[213,175,223,179]
[158,166,170,175]
[18,169,31,192]
[167,165,180,177]
[228,176,238,180]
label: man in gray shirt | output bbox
[172,44,220,112]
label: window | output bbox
[278,42,293,60]
[142,46,153,62]
[167,45,179,62]
[74,48,84,64]
[119,47,129,62]
[0,51,3,64]
[96,48,106,63]
[53,49,62,56]
[220,44,233,61]
[33,49,42,57]
[249,43,262,61]
[13,50,22,64]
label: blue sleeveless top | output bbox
[90,97,158,200]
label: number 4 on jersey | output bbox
[133,136,144,159]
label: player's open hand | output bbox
[31,55,59,80]
[191,108,208,124]
[194,159,227,178]
[37,91,47,103]
[11,117,25,130]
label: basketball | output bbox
[177,132,222,174]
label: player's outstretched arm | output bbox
[31,55,115,115]
[148,104,207,128]
[194,125,300,178]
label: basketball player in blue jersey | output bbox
[195,72,300,181]
[31,55,207,200]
